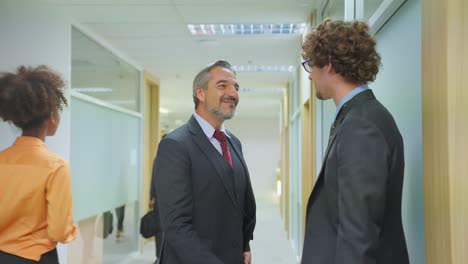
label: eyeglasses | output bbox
[301,58,313,73]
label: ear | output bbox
[47,112,60,136]
[325,56,334,74]
[195,87,206,102]
[325,62,333,74]
[48,114,57,127]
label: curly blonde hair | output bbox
[302,19,381,84]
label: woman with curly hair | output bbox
[301,19,409,264]
[0,65,77,263]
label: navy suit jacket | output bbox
[302,90,409,264]
[153,115,256,264]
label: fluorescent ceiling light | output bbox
[187,23,306,36]
[159,107,169,114]
[73,87,113,93]
[232,65,295,72]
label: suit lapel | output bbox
[188,116,238,209]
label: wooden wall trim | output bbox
[141,71,160,248]
[422,0,468,263]
[422,0,451,262]
[447,0,468,262]
[301,101,311,242]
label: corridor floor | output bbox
[116,193,297,264]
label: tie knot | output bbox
[213,130,227,142]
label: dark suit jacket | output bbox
[302,90,409,264]
[150,163,162,257]
[153,115,256,264]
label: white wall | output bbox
[0,2,72,159]
[373,0,425,263]
[0,2,73,262]
[225,115,281,204]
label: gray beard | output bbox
[207,105,235,120]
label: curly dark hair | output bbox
[0,65,68,130]
[302,19,381,84]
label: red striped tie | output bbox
[213,130,233,168]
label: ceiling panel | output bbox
[55,5,181,23]
[83,22,189,38]
[108,35,301,64]
[44,0,319,120]
[176,5,312,24]
[44,0,172,4]
[173,0,316,6]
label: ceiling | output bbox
[42,0,320,127]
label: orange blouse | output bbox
[0,136,77,261]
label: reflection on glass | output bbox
[103,202,139,264]
[362,0,385,20]
[71,27,140,112]
[321,0,345,20]
[356,0,407,32]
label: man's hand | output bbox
[243,251,252,264]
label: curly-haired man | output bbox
[301,19,409,264]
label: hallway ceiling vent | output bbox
[187,23,306,36]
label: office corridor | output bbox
[5,0,467,263]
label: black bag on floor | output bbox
[103,211,113,239]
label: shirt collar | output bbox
[193,112,230,138]
[13,136,47,148]
[332,84,369,123]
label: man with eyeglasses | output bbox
[152,60,256,264]
[300,19,409,264]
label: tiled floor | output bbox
[122,241,157,264]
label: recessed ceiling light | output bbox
[187,23,306,36]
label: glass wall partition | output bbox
[355,0,407,32]
[70,26,142,263]
[71,28,140,112]
[321,0,345,20]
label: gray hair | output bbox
[192,60,236,109]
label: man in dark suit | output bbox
[300,19,409,264]
[150,161,162,262]
[153,60,256,264]
[150,133,166,263]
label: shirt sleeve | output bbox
[46,161,77,243]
